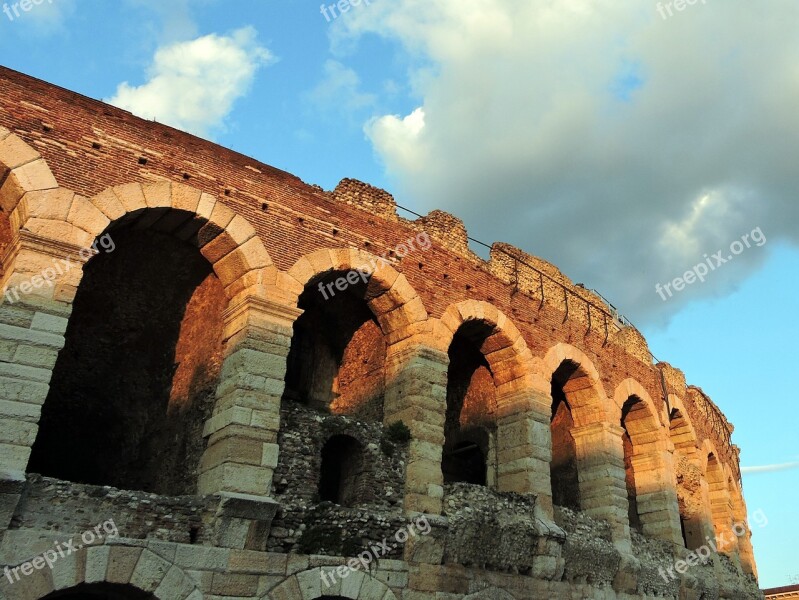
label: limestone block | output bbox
[0,419,37,446]
[106,546,143,584]
[198,462,271,496]
[90,188,126,222]
[171,184,202,214]
[0,135,40,169]
[111,183,146,215]
[66,195,110,236]
[84,545,111,584]
[154,565,197,600]
[30,312,68,335]
[129,549,171,592]
[22,189,73,222]
[211,572,259,596]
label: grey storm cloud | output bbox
[332,0,799,326]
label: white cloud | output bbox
[333,0,799,324]
[106,27,274,137]
[365,107,427,174]
[742,461,799,475]
[307,60,376,114]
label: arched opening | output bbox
[550,361,581,510]
[282,271,386,421]
[319,434,365,506]
[706,453,734,553]
[41,582,154,598]
[442,323,497,486]
[27,227,225,495]
[620,395,655,534]
[670,408,704,550]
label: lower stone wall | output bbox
[0,477,763,600]
[0,534,765,600]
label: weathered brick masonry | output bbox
[0,66,761,599]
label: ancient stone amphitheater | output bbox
[0,66,762,599]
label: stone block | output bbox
[106,546,143,584]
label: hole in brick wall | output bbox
[183,173,190,180]
[189,525,200,544]
[318,434,366,507]
[298,217,305,224]
[282,271,386,422]
[138,157,148,165]
[261,202,268,211]
[28,227,225,495]
[442,325,497,487]
[224,189,231,196]
[332,228,339,236]
[92,142,102,150]
[42,123,52,132]
[418,262,423,269]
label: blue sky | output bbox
[2,0,797,588]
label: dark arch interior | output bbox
[282,271,385,421]
[550,361,581,510]
[318,434,365,506]
[442,324,496,486]
[621,397,643,533]
[41,582,154,599]
[27,228,225,495]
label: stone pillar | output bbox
[496,384,554,519]
[198,295,300,498]
[0,233,78,528]
[692,458,715,546]
[731,490,757,577]
[571,422,631,551]
[707,483,735,553]
[629,447,683,546]
[384,343,448,515]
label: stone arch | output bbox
[615,379,682,544]
[544,343,615,522]
[1,172,293,501]
[0,128,59,228]
[282,248,427,420]
[544,343,609,427]
[263,567,397,600]
[12,181,276,301]
[668,395,700,460]
[668,395,705,550]
[437,300,539,392]
[435,300,551,502]
[286,247,427,336]
[0,544,202,600]
[704,443,734,553]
